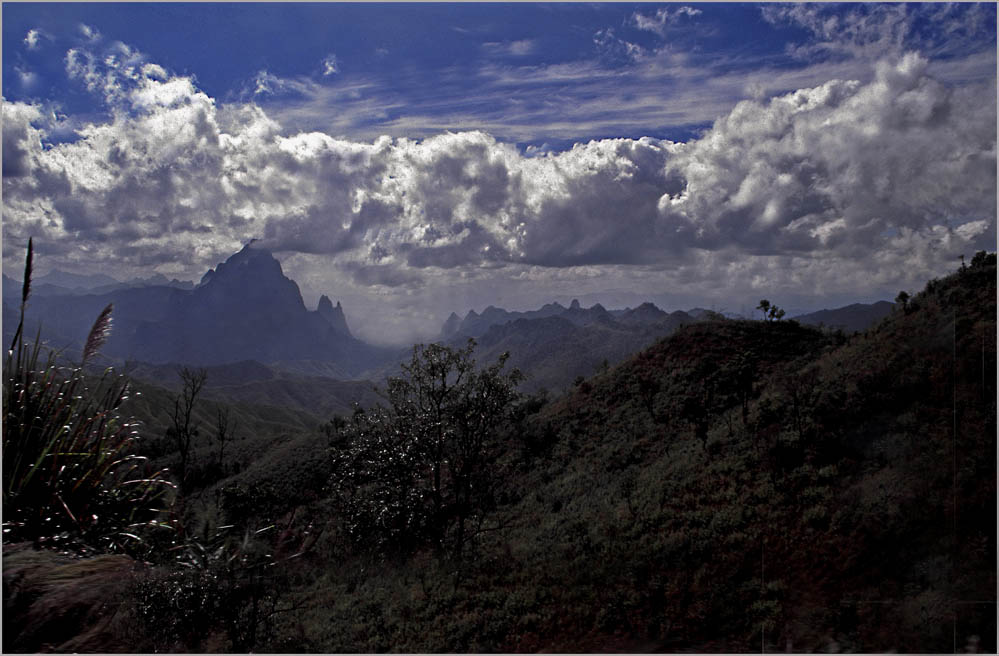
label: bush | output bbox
[329,340,523,560]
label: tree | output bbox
[329,339,523,560]
[970,250,995,269]
[895,290,910,313]
[758,299,785,322]
[167,367,207,488]
[214,406,236,473]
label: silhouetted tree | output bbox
[970,250,995,269]
[758,299,785,322]
[215,406,235,473]
[895,290,910,313]
[168,367,207,487]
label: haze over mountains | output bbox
[4,243,895,395]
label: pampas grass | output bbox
[2,242,174,553]
[82,303,114,367]
[8,237,33,353]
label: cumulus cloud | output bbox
[64,40,152,108]
[661,53,996,264]
[322,54,339,76]
[24,29,44,50]
[2,43,995,330]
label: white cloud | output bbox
[64,41,161,108]
[79,23,101,42]
[24,29,44,50]
[16,67,39,89]
[3,43,995,343]
[483,40,537,57]
[593,28,643,63]
[322,54,339,76]
[141,63,168,81]
[762,3,995,64]
[632,6,702,38]
[251,69,317,97]
[661,53,996,262]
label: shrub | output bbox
[329,340,523,560]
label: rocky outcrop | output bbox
[4,242,393,376]
[317,294,352,338]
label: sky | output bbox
[2,3,996,345]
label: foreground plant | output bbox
[2,239,174,554]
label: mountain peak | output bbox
[194,243,305,317]
[317,293,352,338]
[441,311,463,339]
[569,299,581,310]
[207,242,284,282]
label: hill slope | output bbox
[481,254,996,651]
[294,254,995,652]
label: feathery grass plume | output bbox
[21,237,33,305]
[82,303,114,366]
[3,242,175,556]
[8,237,33,353]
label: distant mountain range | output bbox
[3,243,893,394]
[431,300,713,392]
[432,298,892,392]
[2,270,195,299]
[439,300,723,342]
[2,243,392,377]
[791,301,894,333]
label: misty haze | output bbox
[3,3,996,653]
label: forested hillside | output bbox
[4,252,995,653]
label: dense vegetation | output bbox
[3,249,996,652]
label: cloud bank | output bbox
[2,31,995,341]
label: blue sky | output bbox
[3,3,815,145]
[2,3,996,343]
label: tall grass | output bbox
[2,239,174,553]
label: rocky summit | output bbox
[3,243,390,375]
